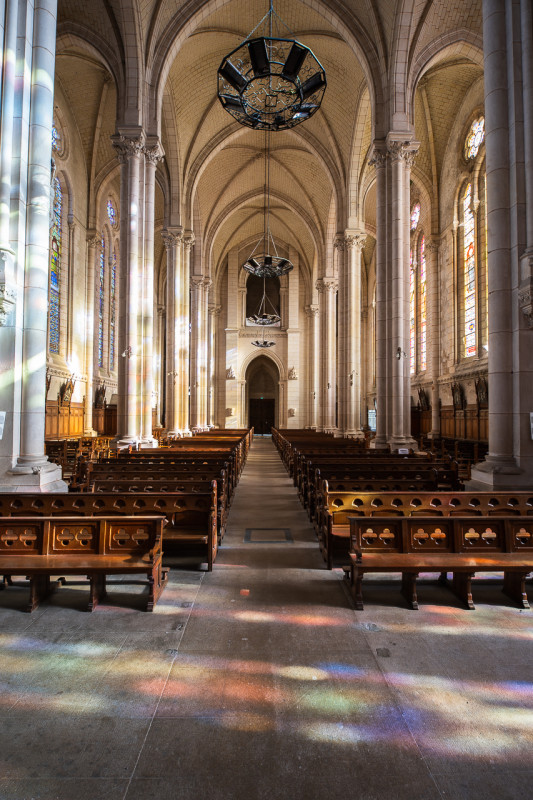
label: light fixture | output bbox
[247,275,281,326]
[252,336,276,349]
[243,130,293,278]
[217,1,326,132]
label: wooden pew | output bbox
[0,515,167,612]
[0,483,219,571]
[320,490,533,569]
[347,515,533,610]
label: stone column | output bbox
[343,231,365,438]
[83,233,99,436]
[190,275,210,430]
[471,0,531,485]
[154,304,164,428]
[180,232,194,435]
[305,304,319,428]
[111,130,144,446]
[208,304,222,427]
[139,140,163,447]
[317,277,338,433]
[389,138,418,450]
[427,237,441,439]
[162,227,183,435]
[368,147,389,449]
[11,0,66,489]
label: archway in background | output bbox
[245,355,279,434]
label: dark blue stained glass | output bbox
[49,177,61,353]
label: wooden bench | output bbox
[0,515,168,612]
[0,483,219,570]
[347,515,533,610]
[319,490,533,569]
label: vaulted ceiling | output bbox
[56,0,484,281]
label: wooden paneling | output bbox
[45,402,84,440]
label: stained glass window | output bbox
[410,202,420,231]
[98,235,105,368]
[409,248,416,375]
[107,199,116,227]
[110,248,117,368]
[465,117,485,161]
[419,235,427,371]
[49,177,61,354]
[463,183,476,357]
[51,125,60,153]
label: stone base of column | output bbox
[324,427,339,436]
[469,457,531,489]
[83,428,98,438]
[369,436,389,450]
[388,435,419,453]
[427,431,440,440]
[343,429,365,440]
[2,461,68,493]
[139,437,158,450]
[112,436,140,451]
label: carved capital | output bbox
[369,144,387,169]
[86,233,100,249]
[209,304,222,317]
[322,278,338,293]
[387,139,419,166]
[305,304,319,318]
[191,276,204,289]
[144,142,164,166]
[161,227,183,250]
[183,232,196,251]
[111,132,145,162]
[344,231,366,251]
[518,275,533,328]
[333,234,345,252]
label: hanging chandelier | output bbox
[252,335,276,348]
[247,274,281,325]
[217,1,326,132]
[243,130,293,278]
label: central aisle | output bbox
[130,437,445,799]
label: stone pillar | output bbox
[369,147,389,449]
[190,275,210,430]
[317,277,338,433]
[471,0,532,486]
[389,138,418,450]
[83,233,99,436]
[286,249,300,427]
[180,232,194,435]
[343,231,365,438]
[369,137,418,451]
[111,130,144,446]
[162,227,183,435]
[427,237,441,439]
[225,249,240,430]
[208,304,222,427]
[154,304,164,428]
[11,0,66,489]
[305,304,319,428]
[139,140,163,447]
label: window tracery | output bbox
[463,183,476,357]
[464,117,485,161]
[48,177,62,354]
[410,202,420,231]
[98,234,105,368]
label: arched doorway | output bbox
[245,355,279,434]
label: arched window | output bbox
[409,205,427,375]
[107,199,116,227]
[463,183,476,357]
[48,177,62,354]
[98,234,106,368]
[419,235,427,371]
[456,115,487,361]
[464,117,485,161]
[110,247,117,369]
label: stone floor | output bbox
[1,437,532,800]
